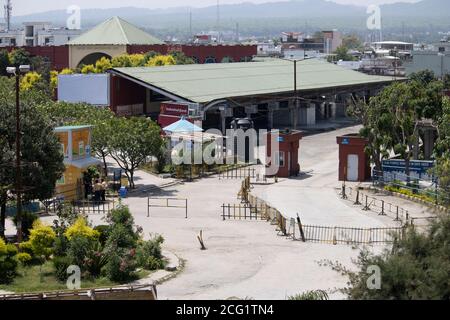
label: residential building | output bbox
[0,22,81,47]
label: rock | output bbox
[165,264,177,272]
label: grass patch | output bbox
[0,261,152,294]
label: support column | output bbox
[424,129,435,160]
[267,102,278,130]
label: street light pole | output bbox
[6,65,30,243]
[15,70,23,243]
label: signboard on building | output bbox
[160,102,190,116]
[58,74,110,106]
[158,102,201,128]
[381,159,435,181]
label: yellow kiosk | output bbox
[54,125,102,200]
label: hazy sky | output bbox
[11,0,419,16]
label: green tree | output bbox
[107,117,164,188]
[347,97,392,171]
[342,34,363,50]
[444,74,450,89]
[323,214,450,300]
[168,51,196,65]
[332,45,355,62]
[37,101,115,175]
[9,48,31,67]
[409,70,436,86]
[0,49,10,76]
[0,77,65,239]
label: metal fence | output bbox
[219,167,256,180]
[147,198,188,218]
[373,170,450,207]
[299,224,403,245]
[40,199,116,216]
[221,203,268,221]
[345,187,411,223]
[244,194,403,245]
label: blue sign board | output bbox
[381,159,435,180]
[277,137,284,143]
[341,138,350,145]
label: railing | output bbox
[299,224,403,245]
[343,186,438,226]
[372,170,450,207]
[40,199,116,216]
[72,200,116,215]
[225,193,405,245]
[221,203,268,221]
[219,168,256,180]
[147,198,188,219]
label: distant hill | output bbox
[8,0,450,38]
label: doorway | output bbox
[347,154,359,182]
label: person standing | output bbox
[93,180,102,203]
[101,179,108,202]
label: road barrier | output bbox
[221,203,268,221]
[147,198,188,218]
[223,193,404,245]
[346,187,411,223]
[219,167,256,180]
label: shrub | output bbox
[93,225,110,246]
[16,252,33,267]
[0,239,18,283]
[104,249,137,282]
[28,220,56,259]
[105,224,138,250]
[53,235,69,258]
[136,234,166,270]
[64,217,100,241]
[288,290,329,300]
[108,205,135,229]
[19,241,34,256]
[13,211,38,240]
[84,242,108,277]
[67,235,97,268]
[53,256,72,282]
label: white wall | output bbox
[58,73,110,106]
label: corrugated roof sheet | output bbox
[68,16,164,46]
[111,59,396,104]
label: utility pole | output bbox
[216,0,220,43]
[293,60,298,130]
[189,9,192,42]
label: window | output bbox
[57,175,65,185]
[278,151,286,168]
[79,141,85,156]
[60,143,67,158]
[10,38,16,46]
[276,151,285,167]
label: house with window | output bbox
[54,125,102,200]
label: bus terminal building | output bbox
[106,58,396,132]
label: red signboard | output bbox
[160,102,190,116]
[158,114,194,128]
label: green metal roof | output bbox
[68,16,164,46]
[111,59,397,104]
